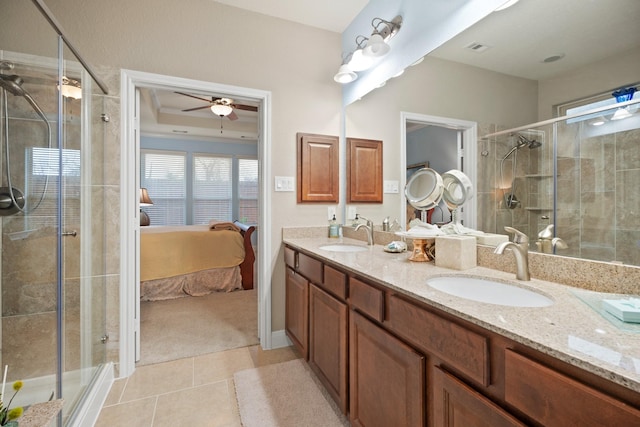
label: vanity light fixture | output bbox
[333,62,357,84]
[363,16,403,58]
[588,117,606,126]
[333,15,403,84]
[60,76,82,99]
[348,36,374,71]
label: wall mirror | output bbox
[344,0,640,267]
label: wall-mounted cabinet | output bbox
[347,138,383,203]
[297,133,339,203]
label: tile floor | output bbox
[95,345,300,427]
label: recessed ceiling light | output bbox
[542,54,565,63]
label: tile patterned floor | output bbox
[96,345,300,427]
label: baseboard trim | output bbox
[270,329,292,349]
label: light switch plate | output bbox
[384,180,399,193]
[275,176,294,192]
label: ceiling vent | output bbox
[464,42,492,53]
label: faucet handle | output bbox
[504,226,529,244]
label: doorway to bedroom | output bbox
[120,70,272,374]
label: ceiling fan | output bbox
[175,91,258,120]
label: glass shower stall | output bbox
[479,96,640,266]
[1,0,110,424]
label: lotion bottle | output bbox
[329,214,339,238]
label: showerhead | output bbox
[0,74,26,97]
[516,134,542,149]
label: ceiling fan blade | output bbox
[182,105,212,112]
[175,91,213,103]
[233,104,258,112]
[227,111,239,121]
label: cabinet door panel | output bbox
[285,267,309,359]
[350,311,425,427]
[347,138,383,203]
[432,366,525,427]
[309,284,348,414]
[297,133,339,202]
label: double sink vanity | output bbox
[283,233,640,426]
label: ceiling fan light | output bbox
[363,33,390,57]
[211,103,233,117]
[348,48,374,71]
[334,64,357,84]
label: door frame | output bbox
[400,112,477,230]
[119,69,272,377]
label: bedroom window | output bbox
[140,150,186,225]
[193,154,232,223]
[25,147,81,229]
[238,158,258,224]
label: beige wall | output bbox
[345,56,540,223]
[39,0,344,334]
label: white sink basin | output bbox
[427,276,554,307]
[319,244,368,253]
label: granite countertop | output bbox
[283,236,640,394]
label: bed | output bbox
[140,220,256,301]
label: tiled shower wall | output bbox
[476,119,640,266]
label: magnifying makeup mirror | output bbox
[405,168,444,215]
[441,169,473,233]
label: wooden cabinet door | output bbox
[347,138,383,203]
[349,311,425,427]
[308,284,348,414]
[285,267,309,359]
[432,366,525,427]
[297,133,339,202]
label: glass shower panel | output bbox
[0,3,62,408]
[59,46,107,421]
[556,105,640,265]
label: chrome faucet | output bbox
[494,226,530,280]
[535,224,568,253]
[355,214,374,245]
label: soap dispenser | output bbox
[328,214,339,238]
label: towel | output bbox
[208,220,241,232]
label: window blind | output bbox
[140,150,186,225]
[193,154,232,224]
[238,158,258,224]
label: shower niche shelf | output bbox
[525,174,553,178]
[525,207,553,211]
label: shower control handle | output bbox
[62,230,77,237]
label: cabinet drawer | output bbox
[298,252,323,284]
[284,246,296,268]
[386,294,489,386]
[505,350,640,426]
[322,265,347,300]
[349,277,384,322]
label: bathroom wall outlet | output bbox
[347,206,357,220]
[274,176,294,192]
[327,206,336,220]
[384,180,399,193]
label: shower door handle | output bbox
[62,230,77,237]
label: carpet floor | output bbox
[139,288,258,366]
[234,359,350,427]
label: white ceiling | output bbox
[142,0,640,140]
[211,0,369,33]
